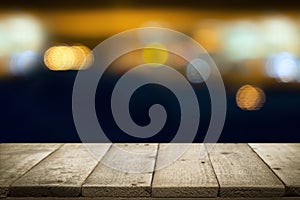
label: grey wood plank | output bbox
[82,143,158,197]
[0,143,61,197]
[10,144,110,197]
[152,144,219,198]
[250,143,300,196]
[208,143,285,197]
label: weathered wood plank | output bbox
[152,144,218,198]
[0,144,61,197]
[249,143,300,196]
[208,143,285,197]
[10,144,110,197]
[82,143,158,197]
[4,197,300,200]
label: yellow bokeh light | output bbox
[71,45,94,70]
[44,45,93,71]
[44,46,75,70]
[142,43,168,65]
[236,85,266,110]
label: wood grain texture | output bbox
[0,144,61,197]
[10,144,110,197]
[152,144,218,198]
[208,143,285,197]
[4,197,300,200]
[82,143,158,197]
[1,143,299,199]
[250,143,300,196]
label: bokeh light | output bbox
[223,21,262,61]
[0,15,46,56]
[142,43,168,65]
[186,58,211,83]
[236,85,266,110]
[0,14,46,76]
[266,52,299,83]
[71,45,94,70]
[44,45,93,71]
[44,46,75,70]
[10,50,40,76]
[262,18,299,55]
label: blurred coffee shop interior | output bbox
[0,0,299,142]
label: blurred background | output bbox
[0,0,299,142]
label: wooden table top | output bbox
[0,143,299,199]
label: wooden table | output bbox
[0,143,299,199]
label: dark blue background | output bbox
[1,68,299,143]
